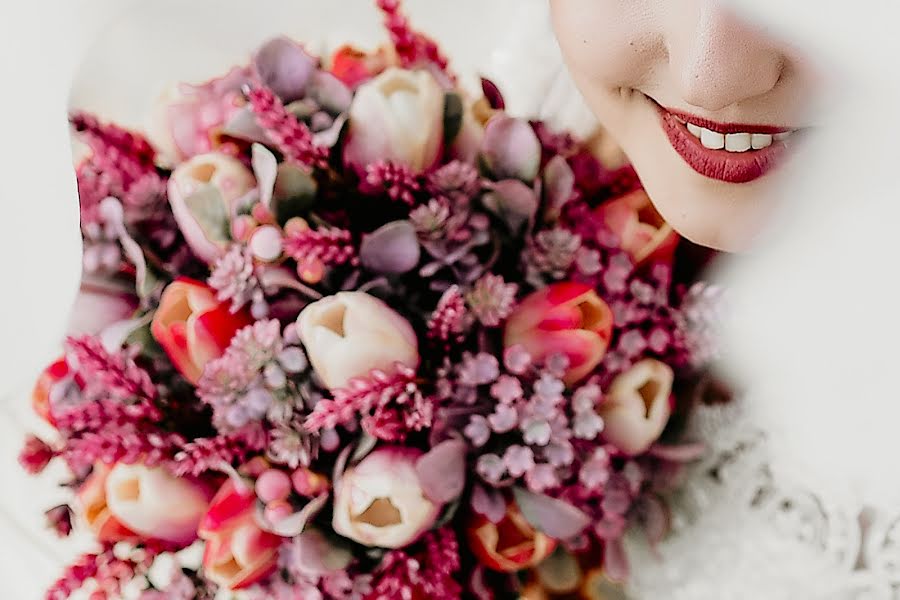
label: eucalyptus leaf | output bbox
[443,92,464,145]
[98,197,158,299]
[512,487,592,540]
[415,439,467,504]
[221,107,270,145]
[273,163,318,226]
[360,221,421,275]
[543,155,576,219]
[482,179,539,232]
[251,143,278,209]
[184,185,230,245]
[254,36,316,104]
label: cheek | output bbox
[550,0,661,89]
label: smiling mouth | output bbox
[655,104,798,184]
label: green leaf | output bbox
[273,163,318,226]
[184,185,230,244]
[443,92,464,145]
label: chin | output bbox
[599,91,785,252]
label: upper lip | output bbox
[663,107,794,135]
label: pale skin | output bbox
[550,0,817,251]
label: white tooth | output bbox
[774,132,792,141]
[686,123,703,138]
[751,133,773,149]
[700,128,725,150]
[724,133,752,152]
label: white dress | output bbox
[487,2,900,599]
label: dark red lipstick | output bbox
[658,105,793,184]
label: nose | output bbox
[669,2,785,112]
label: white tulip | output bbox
[105,463,210,545]
[599,359,674,455]
[344,68,445,173]
[332,447,441,549]
[297,292,419,390]
[168,153,256,264]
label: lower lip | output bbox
[657,107,788,184]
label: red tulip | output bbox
[330,45,391,89]
[504,283,614,385]
[466,496,557,573]
[595,190,680,267]
[198,479,282,590]
[151,278,252,384]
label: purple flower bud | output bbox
[481,115,541,181]
[254,37,317,103]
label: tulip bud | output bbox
[168,153,256,264]
[199,479,282,590]
[481,115,542,181]
[77,464,140,544]
[297,292,419,390]
[343,68,444,173]
[151,278,252,384]
[504,283,614,385]
[104,463,210,545]
[466,495,557,573]
[595,190,680,267]
[599,359,674,455]
[332,447,441,549]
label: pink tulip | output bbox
[198,479,282,590]
[595,190,680,267]
[332,446,441,549]
[151,278,252,384]
[104,463,211,545]
[599,359,675,455]
[504,283,614,385]
[77,463,140,544]
[168,153,256,264]
[147,66,251,163]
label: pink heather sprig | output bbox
[60,425,184,473]
[305,364,431,440]
[171,424,268,477]
[366,528,462,600]
[45,547,143,600]
[53,398,161,435]
[427,286,467,344]
[283,225,358,272]
[246,85,329,169]
[70,112,157,186]
[65,336,157,402]
[376,0,455,82]
[362,161,422,207]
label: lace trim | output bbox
[623,402,900,600]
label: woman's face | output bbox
[550,0,817,251]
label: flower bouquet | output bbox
[21,2,722,598]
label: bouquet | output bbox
[21,2,723,598]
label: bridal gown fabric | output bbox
[496,3,900,600]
